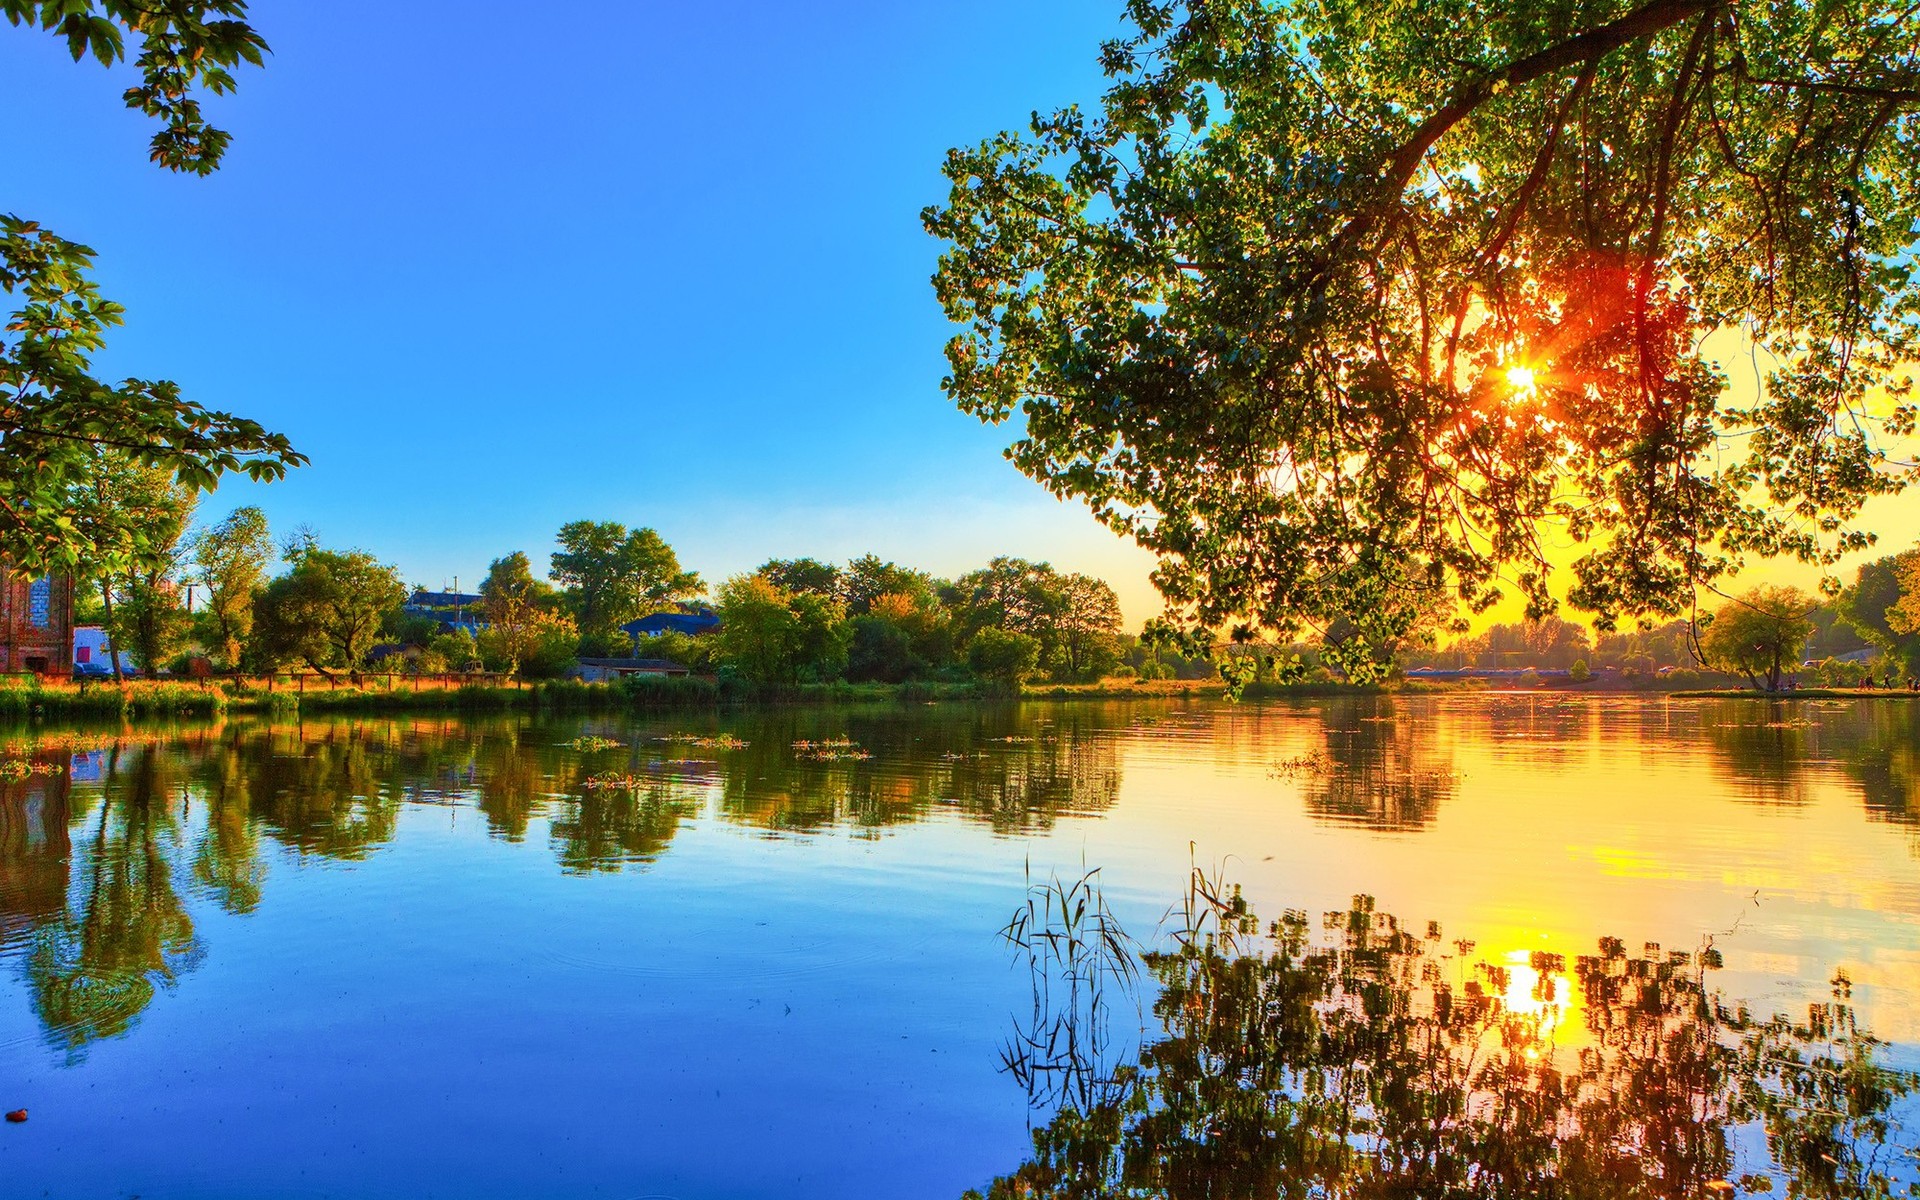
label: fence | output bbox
[40,671,535,695]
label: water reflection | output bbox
[1299,698,1459,830]
[26,747,204,1058]
[977,888,1920,1199]
[0,709,1129,1049]
[2,696,1918,1070]
[551,778,704,873]
[1697,701,1920,829]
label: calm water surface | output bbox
[0,695,1916,1197]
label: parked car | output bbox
[72,662,139,680]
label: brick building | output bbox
[0,565,74,675]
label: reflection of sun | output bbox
[1500,948,1572,1059]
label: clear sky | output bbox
[1,1,1165,620]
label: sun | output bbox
[1505,364,1538,395]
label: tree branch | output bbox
[1744,75,1920,103]
[1341,0,1718,253]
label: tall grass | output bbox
[0,679,227,721]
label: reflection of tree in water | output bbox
[244,725,402,860]
[976,889,1918,1200]
[1693,701,1920,836]
[938,711,1121,833]
[1826,705,1920,832]
[1301,698,1456,830]
[473,729,549,842]
[191,732,265,914]
[0,757,72,952]
[548,777,702,873]
[1699,701,1820,807]
[709,706,1122,836]
[26,749,204,1058]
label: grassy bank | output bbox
[0,673,983,722]
[8,673,1881,725]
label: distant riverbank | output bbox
[1670,686,1920,700]
[1,673,1906,724]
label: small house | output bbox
[73,625,136,673]
[571,657,691,682]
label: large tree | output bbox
[252,545,406,676]
[1836,549,1920,672]
[478,551,567,676]
[1,3,300,570]
[191,505,272,669]
[67,449,197,679]
[712,574,850,687]
[927,0,1920,673]
[549,521,701,641]
[1700,584,1817,691]
[950,558,1126,681]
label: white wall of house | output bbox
[73,625,136,670]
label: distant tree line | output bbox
[1399,548,1920,692]
[71,500,1139,690]
[83,478,1920,696]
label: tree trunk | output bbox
[100,579,124,686]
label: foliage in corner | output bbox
[928,0,1920,679]
[1,2,297,571]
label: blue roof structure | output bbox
[622,609,720,638]
[406,590,482,611]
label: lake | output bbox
[1,695,1916,1198]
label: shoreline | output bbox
[1,674,1915,725]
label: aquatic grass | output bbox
[998,861,1141,1113]
[0,758,60,781]
[581,772,650,791]
[661,733,748,750]
[792,738,872,762]
[563,735,624,752]
[0,681,227,722]
[1271,750,1334,778]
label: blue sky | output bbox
[2,1,1164,620]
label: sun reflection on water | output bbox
[1495,946,1573,1059]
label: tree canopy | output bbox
[252,544,406,675]
[1,2,300,570]
[927,0,1920,671]
[191,505,273,669]
[1834,548,1920,671]
[1700,583,1817,690]
[549,521,701,640]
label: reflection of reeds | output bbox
[999,862,1140,1114]
[1270,750,1332,778]
[976,881,1920,1200]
